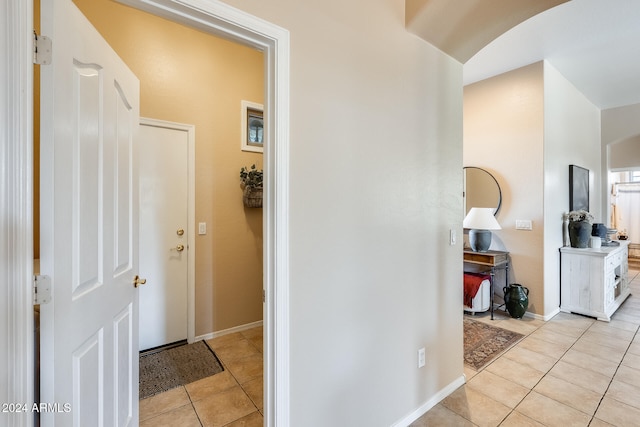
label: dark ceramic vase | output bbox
[503,284,529,319]
[592,223,607,239]
[568,220,591,248]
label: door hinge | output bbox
[262,289,266,303]
[33,32,52,65]
[33,275,52,305]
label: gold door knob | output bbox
[176,244,185,252]
[133,275,147,288]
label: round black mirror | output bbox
[463,167,502,216]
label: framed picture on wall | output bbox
[569,164,589,211]
[241,100,264,153]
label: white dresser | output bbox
[560,241,630,321]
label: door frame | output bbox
[140,117,196,346]
[2,0,290,426]
[1,1,35,426]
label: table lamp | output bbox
[463,207,501,252]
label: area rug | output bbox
[139,341,224,399]
[464,318,524,371]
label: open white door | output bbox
[39,0,141,425]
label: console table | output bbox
[560,242,630,322]
[464,250,509,320]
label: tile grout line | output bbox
[508,273,640,425]
[206,333,264,423]
[463,315,557,425]
[496,316,594,426]
[425,299,638,426]
[184,383,205,427]
[587,323,640,426]
[502,314,640,426]
[140,327,264,426]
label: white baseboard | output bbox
[492,304,560,322]
[530,307,560,321]
[391,375,466,427]
[195,320,263,342]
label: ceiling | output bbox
[405,0,567,64]
[463,0,640,110]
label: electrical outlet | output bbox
[198,222,207,235]
[418,348,425,368]
[450,229,456,246]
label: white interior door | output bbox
[139,119,193,351]
[39,0,141,425]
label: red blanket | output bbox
[464,273,490,307]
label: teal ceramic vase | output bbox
[568,220,591,248]
[503,284,529,319]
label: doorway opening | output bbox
[29,0,289,425]
[106,1,291,424]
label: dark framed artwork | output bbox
[569,165,589,211]
[241,100,264,153]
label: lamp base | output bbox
[469,229,492,252]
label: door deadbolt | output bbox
[177,229,184,236]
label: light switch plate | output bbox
[198,222,207,235]
[515,220,533,230]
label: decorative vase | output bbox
[503,284,529,319]
[563,216,570,247]
[568,220,591,248]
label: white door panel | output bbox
[139,120,192,351]
[40,0,140,425]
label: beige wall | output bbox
[609,137,640,170]
[74,0,264,335]
[464,61,602,318]
[601,103,640,221]
[602,103,640,145]
[220,0,464,425]
[464,62,545,313]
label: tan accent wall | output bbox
[74,0,264,335]
[464,62,545,315]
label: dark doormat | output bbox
[139,340,224,400]
[464,317,524,371]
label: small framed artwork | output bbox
[569,165,589,211]
[241,100,264,153]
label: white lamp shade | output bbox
[463,207,501,230]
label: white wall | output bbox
[464,62,545,313]
[544,62,601,315]
[221,0,464,425]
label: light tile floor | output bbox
[140,270,640,427]
[412,269,640,427]
[139,326,263,427]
